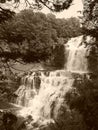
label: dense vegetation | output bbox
[66,73,98,130]
[0,9,82,67]
[0,8,82,107]
[0,0,98,130]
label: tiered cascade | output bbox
[14,35,98,130]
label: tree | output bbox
[0,0,97,69]
[0,0,73,11]
[82,0,98,36]
[0,0,98,129]
[66,74,98,130]
[0,10,58,62]
[0,7,15,23]
[0,0,87,65]
[0,8,81,71]
[0,0,97,34]
[0,0,74,24]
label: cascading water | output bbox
[66,36,88,73]
[15,72,41,107]
[14,36,93,130]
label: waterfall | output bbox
[66,36,88,73]
[15,72,41,107]
[14,36,92,130]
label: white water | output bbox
[14,36,90,129]
[18,71,73,120]
[66,36,88,73]
[15,72,41,107]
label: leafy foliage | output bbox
[66,73,98,130]
[0,0,98,37]
[0,0,74,12]
[0,7,15,23]
[0,9,81,64]
[82,0,98,36]
[0,71,20,104]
